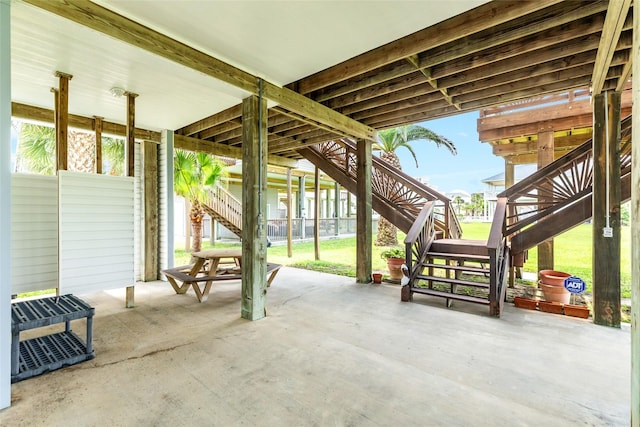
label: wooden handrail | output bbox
[487,197,507,250]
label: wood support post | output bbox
[142,140,158,281]
[356,139,372,283]
[125,92,137,308]
[592,92,621,327]
[55,72,72,172]
[126,92,138,178]
[505,159,516,287]
[631,3,640,419]
[297,176,306,219]
[241,94,268,321]
[94,116,103,174]
[286,168,293,257]
[537,129,554,272]
[314,167,320,260]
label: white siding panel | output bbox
[10,174,58,294]
[59,171,135,295]
[134,142,142,282]
[158,131,173,274]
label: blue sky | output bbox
[393,111,504,194]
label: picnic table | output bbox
[162,248,281,303]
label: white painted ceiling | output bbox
[11,0,487,132]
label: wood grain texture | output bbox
[592,92,621,327]
[240,95,268,321]
[355,139,372,283]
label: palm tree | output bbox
[17,123,56,175]
[173,149,227,252]
[17,123,119,175]
[373,124,457,246]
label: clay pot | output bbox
[539,281,571,304]
[372,273,383,284]
[513,296,538,310]
[386,258,405,281]
[539,300,564,314]
[539,270,571,287]
[564,304,590,319]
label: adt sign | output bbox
[564,276,586,294]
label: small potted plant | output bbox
[380,247,405,281]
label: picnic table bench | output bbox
[162,248,281,303]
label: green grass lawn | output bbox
[175,222,631,298]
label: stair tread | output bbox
[420,263,489,273]
[410,287,490,305]
[430,239,488,257]
[426,252,490,261]
[415,275,489,288]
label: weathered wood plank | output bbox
[536,129,554,273]
[591,0,632,95]
[356,139,372,283]
[173,134,297,168]
[11,102,161,142]
[241,94,268,321]
[126,92,137,178]
[295,0,563,94]
[143,140,158,281]
[55,71,72,172]
[94,116,103,174]
[592,91,621,327]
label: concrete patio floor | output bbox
[0,267,630,426]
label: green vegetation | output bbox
[176,222,631,299]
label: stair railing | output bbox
[401,201,436,301]
[498,114,631,253]
[308,138,460,238]
[202,184,243,233]
[487,197,509,316]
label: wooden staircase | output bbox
[411,239,492,307]
[500,114,632,258]
[200,184,242,238]
[299,138,461,238]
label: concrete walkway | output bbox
[1,267,630,426]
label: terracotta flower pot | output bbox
[372,273,383,284]
[538,300,564,315]
[386,257,405,281]
[539,282,571,304]
[539,270,571,287]
[513,296,538,310]
[564,304,590,319]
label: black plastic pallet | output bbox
[11,294,95,383]
[13,331,94,383]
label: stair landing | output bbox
[430,239,488,257]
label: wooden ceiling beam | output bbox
[417,2,608,73]
[350,92,445,121]
[11,102,161,142]
[461,63,596,108]
[26,0,375,142]
[491,132,593,156]
[174,134,298,168]
[176,104,242,136]
[461,75,594,112]
[312,61,416,103]
[358,99,452,126]
[431,13,609,83]
[326,72,425,110]
[591,0,632,95]
[478,77,633,132]
[339,83,438,116]
[364,105,460,130]
[294,0,563,94]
